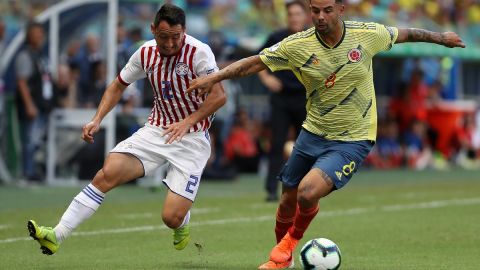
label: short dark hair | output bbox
[286,0,308,12]
[154,4,185,28]
[26,21,43,32]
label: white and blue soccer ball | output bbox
[299,238,342,270]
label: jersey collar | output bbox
[315,21,346,49]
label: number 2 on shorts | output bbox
[185,175,199,194]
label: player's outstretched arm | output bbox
[396,28,466,48]
[186,55,268,95]
[81,79,127,143]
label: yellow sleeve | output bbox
[258,40,292,72]
[370,23,398,55]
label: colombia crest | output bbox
[347,48,362,63]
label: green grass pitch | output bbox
[0,169,479,269]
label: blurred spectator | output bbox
[426,80,445,104]
[2,1,27,43]
[258,0,309,202]
[0,18,6,55]
[126,27,145,56]
[116,23,130,73]
[202,120,238,181]
[403,120,433,170]
[53,64,78,108]
[209,0,283,51]
[389,69,428,133]
[116,89,141,144]
[206,29,242,148]
[15,21,51,181]
[203,29,246,179]
[238,0,283,50]
[84,60,106,108]
[452,113,480,169]
[366,120,403,169]
[62,40,82,67]
[72,34,104,107]
[224,109,260,173]
[208,30,237,68]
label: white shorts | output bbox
[111,124,211,201]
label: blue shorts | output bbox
[278,129,373,190]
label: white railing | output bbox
[1,0,118,83]
[47,108,115,185]
[0,0,118,184]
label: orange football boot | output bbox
[269,232,299,263]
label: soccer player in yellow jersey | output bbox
[188,0,465,268]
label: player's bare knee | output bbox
[91,170,111,193]
[297,186,319,208]
[297,194,316,208]
[98,166,119,191]
[162,211,183,228]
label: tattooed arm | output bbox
[215,55,267,80]
[396,28,465,48]
[187,56,267,95]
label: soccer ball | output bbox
[299,238,342,270]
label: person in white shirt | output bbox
[27,4,226,255]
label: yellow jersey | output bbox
[259,21,398,141]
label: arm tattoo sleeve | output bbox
[224,58,251,78]
[220,56,264,80]
[406,28,445,45]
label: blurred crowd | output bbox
[368,65,480,171]
[348,0,480,27]
[1,0,480,182]
[348,0,480,45]
[2,0,480,52]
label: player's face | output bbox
[309,0,344,35]
[287,4,308,33]
[151,20,185,56]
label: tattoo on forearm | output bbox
[222,56,258,79]
[406,28,444,45]
[226,60,249,77]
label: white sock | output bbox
[177,211,190,229]
[54,184,105,243]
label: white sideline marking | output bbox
[117,208,220,220]
[192,207,220,214]
[1,197,479,244]
[117,213,155,219]
[0,225,10,230]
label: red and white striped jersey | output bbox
[117,34,219,132]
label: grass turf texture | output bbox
[0,169,479,269]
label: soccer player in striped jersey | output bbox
[188,0,465,268]
[27,4,226,255]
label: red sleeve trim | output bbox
[117,74,130,86]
